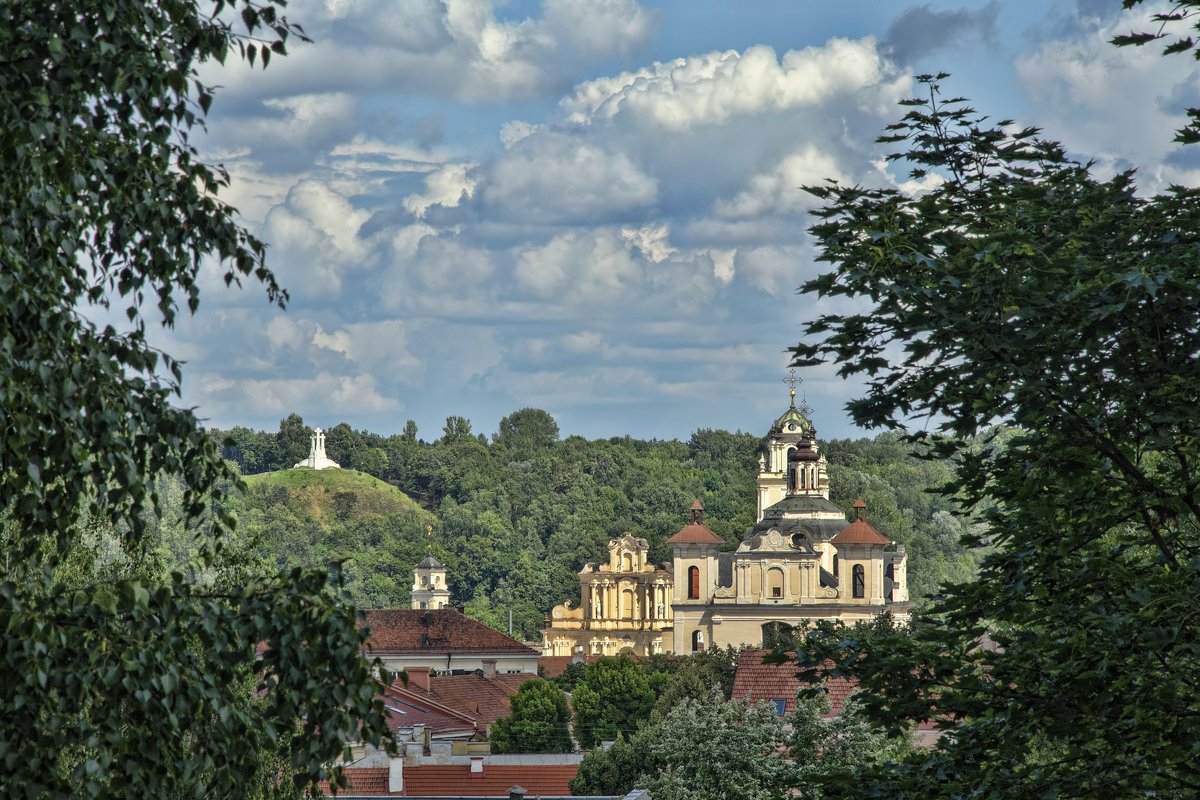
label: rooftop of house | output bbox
[731,649,855,717]
[325,762,583,797]
[405,667,538,732]
[363,609,540,656]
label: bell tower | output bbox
[756,370,830,519]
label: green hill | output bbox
[243,468,428,528]
[234,468,437,608]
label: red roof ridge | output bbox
[831,519,890,546]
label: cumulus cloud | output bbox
[882,2,1000,65]
[515,229,643,302]
[259,179,373,297]
[200,0,659,103]
[480,135,658,223]
[1015,4,1198,186]
[559,39,903,130]
[716,146,844,218]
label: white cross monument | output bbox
[293,427,341,470]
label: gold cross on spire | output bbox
[783,368,800,405]
[426,524,433,552]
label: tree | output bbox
[489,679,573,754]
[1113,1,1200,143]
[441,415,474,442]
[791,77,1200,798]
[276,413,311,468]
[570,656,656,749]
[0,3,389,797]
[640,696,797,800]
[494,407,560,452]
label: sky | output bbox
[163,0,1200,443]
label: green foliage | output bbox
[792,77,1200,798]
[489,679,573,754]
[571,688,908,800]
[1113,1,1200,143]
[0,3,391,796]
[571,656,656,749]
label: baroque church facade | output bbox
[541,392,910,656]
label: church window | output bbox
[419,601,427,609]
[623,552,633,572]
[833,554,839,577]
[691,630,703,652]
[767,568,784,598]
[688,566,700,599]
[420,576,427,586]
[853,565,865,598]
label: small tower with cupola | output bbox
[757,370,830,519]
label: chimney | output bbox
[481,659,497,679]
[508,786,527,799]
[388,757,403,793]
[407,666,431,692]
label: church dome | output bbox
[771,404,812,436]
[417,555,444,570]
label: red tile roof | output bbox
[404,672,538,732]
[321,766,388,796]
[363,609,539,656]
[401,763,578,797]
[380,682,478,738]
[830,519,890,546]
[667,522,724,545]
[732,649,855,717]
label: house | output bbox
[363,607,540,675]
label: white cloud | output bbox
[403,162,477,217]
[259,179,372,297]
[1015,4,1199,187]
[716,146,843,218]
[560,39,903,130]
[481,136,658,222]
[515,229,643,302]
[199,0,659,103]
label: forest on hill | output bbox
[215,408,983,640]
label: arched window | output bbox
[420,575,428,586]
[852,564,865,598]
[767,568,784,599]
[623,552,633,572]
[687,566,700,599]
[691,630,703,652]
[419,601,427,609]
[621,588,634,619]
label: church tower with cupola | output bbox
[411,554,451,610]
[756,372,831,519]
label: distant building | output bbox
[412,555,452,610]
[670,390,910,652]
[541,534,673,657]
[364,608,540,675]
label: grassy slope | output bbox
[242,468,431,528]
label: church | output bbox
[542,388,910,656]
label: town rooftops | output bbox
[731,649,855,717]
[363,609,540,656]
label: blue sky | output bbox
[168,0,1198,442]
